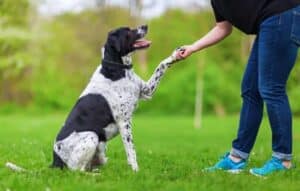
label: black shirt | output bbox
[211,0,300,34]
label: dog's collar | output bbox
[102,59,133,70]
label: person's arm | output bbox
[176,21,232,59]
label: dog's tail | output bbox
[5,162,26,172]
[6,151,66,172]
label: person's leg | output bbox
[250,6,300,176]
[259,12,297,162]
[231,38,264,160]
[204,38,262,172]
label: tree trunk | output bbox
[130,0,148,74]
[240,36,255,62]
[194,54,205,129]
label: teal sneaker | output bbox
[250,157,289,177]
[204,153,247,173]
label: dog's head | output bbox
[105,25,151,57]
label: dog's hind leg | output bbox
[91,142,108,169]
[66,132,99,171]
[97,142,108,165]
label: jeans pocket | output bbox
[291,11,300,46]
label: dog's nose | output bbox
[137,25,148,33]
[140,25,148,32]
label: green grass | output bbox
[0,113,300,191]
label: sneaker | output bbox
[250,157,289,177]
[204,152,247,173]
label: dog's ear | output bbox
[109,35,121,52]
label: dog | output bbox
[51,25,178,172]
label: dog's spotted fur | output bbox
[84,53,175,170]
[52,26,178,172]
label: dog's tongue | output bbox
[133,39,152,48]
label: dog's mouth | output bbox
[133,39,152,50]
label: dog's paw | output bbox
[99,156,108,165]
[128,161,139,172]
[131,164,139,172]
[165,48,183,65]
[91,156,108,167]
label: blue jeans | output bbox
[231,5,300,161]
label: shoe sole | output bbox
[202,168,244,173]
[249,169,267,179]
[227,169,243,174]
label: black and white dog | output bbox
[51,25,178,172]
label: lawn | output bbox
[0,113,300,191]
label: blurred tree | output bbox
[0,0,34,104]
[129,0,142,17]
[194,54,205,128]
[240,36,254,62]
[1,4,299,115]
[128,0,149,74]
[95,0,106,7]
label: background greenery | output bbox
[1,0,299,116]
[1,1,300,190]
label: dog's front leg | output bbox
[139,51,178,99]
[118,121,139,172]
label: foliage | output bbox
[0,3,300,115]
[0,0,37,105]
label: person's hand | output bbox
[175,45,197,60]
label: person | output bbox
[176,0,300,176]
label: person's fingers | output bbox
[179,49,185,55]
[181,49,190,58]
[174,46,190,60]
